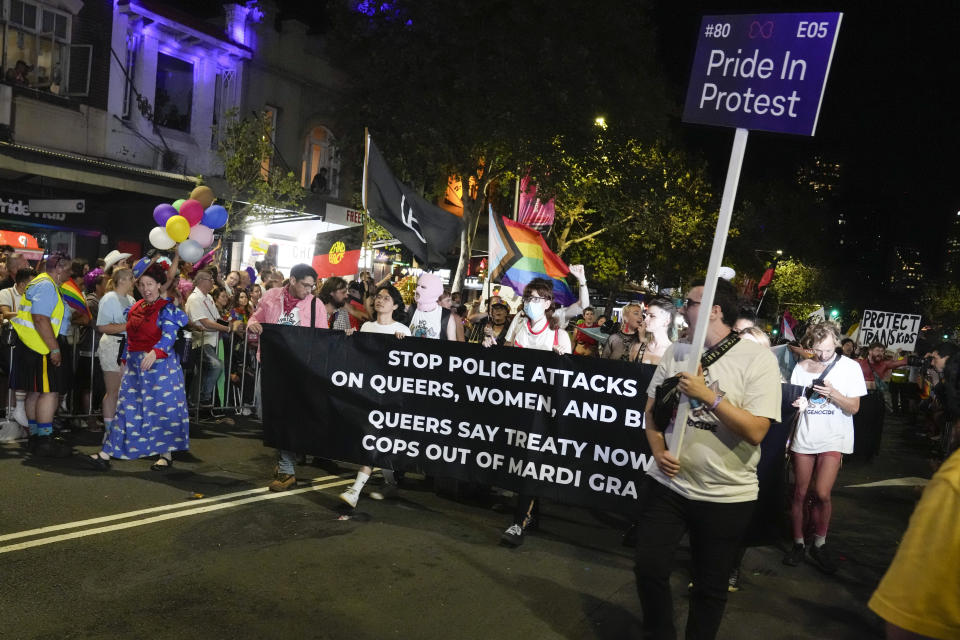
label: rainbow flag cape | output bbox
[60,279,90,317]
[487,206,577,306]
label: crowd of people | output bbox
[1,242,957,640]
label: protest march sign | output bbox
[857,310,922,352]
[260,326,652,514]
[683,12,843,135]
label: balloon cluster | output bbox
[149,186,228,262]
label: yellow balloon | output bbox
[165,214,190,243]
[189,185,216,209]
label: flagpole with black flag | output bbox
[362,129,463,269]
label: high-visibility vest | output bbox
[11,273,65,355]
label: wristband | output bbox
[50,348,60,354]
[707,392,724,412]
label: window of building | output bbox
[302,126,340,198]
[154,52,193,132]
[121,34,137,119]
[2,0,72,94]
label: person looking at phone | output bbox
[783,322,867,573]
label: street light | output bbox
[594,116,607,130]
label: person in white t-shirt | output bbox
[340,284,411,508]
[95,268,135,436]
[185,269,230,406]
[783,322,866,573]
[637,277,781,640]
[408,272,463,341]
[501,278,572,548]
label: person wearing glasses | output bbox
[340,284,411,508]
[246,264,327,492]
[783,322,866,573]
[500,278,572,547]
[185,269,232,409]
[635,277,781,640]
[10,252,75,458]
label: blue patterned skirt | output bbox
[102,352,190,460]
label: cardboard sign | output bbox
[858,310,922,352]
[683,12,842,135]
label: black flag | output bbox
[362,133,463,268]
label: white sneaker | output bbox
[339,487,359,508]
[13,406,28,427]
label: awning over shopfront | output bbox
[0,141,197,200]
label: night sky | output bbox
[174,0,959,274]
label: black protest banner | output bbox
[858,309,922,351]
[260,326,652,514]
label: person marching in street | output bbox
[246,264,326,492]
[83,262,191,470]
[642,296,676,366]
[783,322,867,573]
[601,302,645,362]
[185,269,231,410]
[10,253,75,458]
[856,342,907,461]
[407,272,464,341]
[635,277,781,640]
[95,268,135,441]
[573,306,600,356]
[501,277,572,547]
[340,284,411,508]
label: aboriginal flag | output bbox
[313,227,363,278]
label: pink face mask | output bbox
[414,273,443,312]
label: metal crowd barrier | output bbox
[189,327,260,421]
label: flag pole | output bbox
[671,127,749,458]
[361,128,370,211]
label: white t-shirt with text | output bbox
[647,339,782,503]
[512,318,572,354]
[790,355,867,454]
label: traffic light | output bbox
[830,308,840,318]
[772,328,779,336]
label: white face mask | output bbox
[524,300,545,322]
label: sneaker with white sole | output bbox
[339,486,359,508]
[501,523,524,546]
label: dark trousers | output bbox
[634,480,755,640]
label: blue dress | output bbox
[103,300,190,460]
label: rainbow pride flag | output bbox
[60,279,90,317]
[487,206,577,306]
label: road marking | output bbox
[0,473,345,543]
[846,477,929,488]
[0,475,355,554]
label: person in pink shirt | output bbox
[246,264,327,491]
[855,342,907,461]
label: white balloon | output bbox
[178,239,204,262]
[189,224,214,248]
[149,226,176,250]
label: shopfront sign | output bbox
[0,197,86,223]
[324,203,364,227]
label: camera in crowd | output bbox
[907,354,930,368]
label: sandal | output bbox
[151,457,173,471]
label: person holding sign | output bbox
[501,278,572,547]
[635,277,781,640]
[340,285,411,508]
[783,323,866,573]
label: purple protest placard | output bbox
[682,13,842,136]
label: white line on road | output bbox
[0,475,355,554]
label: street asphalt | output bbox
[0,411,936,639]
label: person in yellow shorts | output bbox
[868,448,960,640]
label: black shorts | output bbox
[11,334,73,394]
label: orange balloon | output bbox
[189,185,216,209]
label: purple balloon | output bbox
[153,203,177,226]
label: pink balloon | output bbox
[179,199,204,227]
[189,224,214,248]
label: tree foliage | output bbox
[324,0,672,289]
[921,280,960,332]
[541,132,719,292]
[215,109,305,231]
[768,258,824,318]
